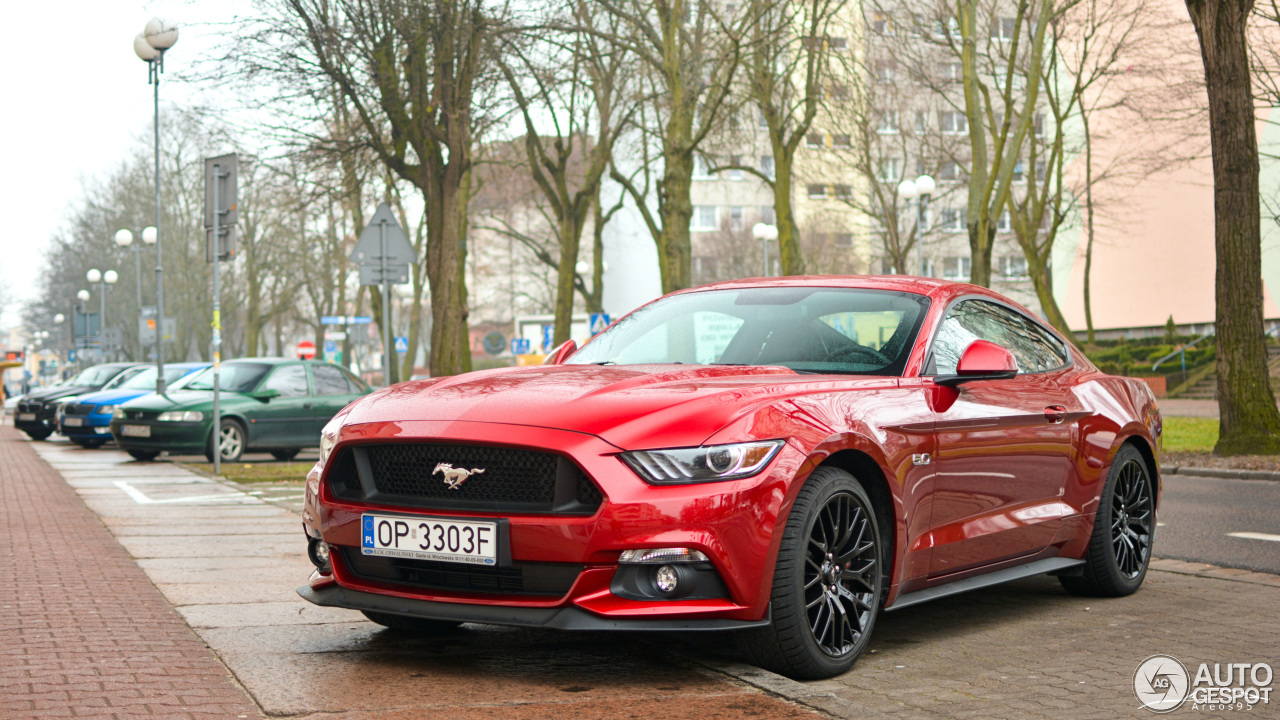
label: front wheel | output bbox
[1060,444,1154,597]
[24,429,53,441]
[128,450,160,462]
[743,466,883,680]
[206,419,246,464]
[271,449,300,462]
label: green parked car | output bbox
[110,358,371,462]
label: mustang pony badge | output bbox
[433,462,485,490]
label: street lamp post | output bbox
[116,227,157,360]
[76,290,90,365]
[86,270,118,359]
[752,223,779,277]
[895,175,935,276]
[134,18,178,392]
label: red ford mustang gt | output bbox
[299,276,1161,679]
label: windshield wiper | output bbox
[589,361,616,366]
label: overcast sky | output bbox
[0,1,249,329]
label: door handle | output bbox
[1044,405,1066,423]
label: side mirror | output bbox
[542,339,578,365]
[250,388,281,402]
[935,340,1018,386]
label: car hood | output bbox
[341,364,894,450]
[120,389,223,412]
[76,388,154,407]
[24,385,93,404]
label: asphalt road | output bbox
[1157,473,1280,574]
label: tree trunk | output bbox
[1186,0,1280,454]
[585,190,606,314]
[1025,250,1072,337]
[552,214,583,345]
[967,222,994,287]
[657,150,694,293]
[1082,111,1097,345]
[773,158,803,276]
[424,153,473,377]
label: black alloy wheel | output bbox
[745,466,883,679]
[1061,444,1154,597]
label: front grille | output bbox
[327,443,603,515]
[64,404,95,416]
[123,409,154,421]
[17,401,40,414]
[340,547,580,596]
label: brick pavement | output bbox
[0,425,262,720]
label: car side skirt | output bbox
[886,557,1085,611]
[298,583,772,631]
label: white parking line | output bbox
[114,480,255,505]
[1226,532,1280,543]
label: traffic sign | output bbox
[351,202,417,269]
[321,315,374,325]
[359,263,409,286]
[589,313,611,336]
[297,340,317,360]
[324,340,337,355]
[482,331,506,356]
[394,336,409,354]
[511,338,531,355]
[541,325,554,352]
[66,350,75,363]
[204,153,238,262]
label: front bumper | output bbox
[109,418,210,453]
[304,420,807,626]
[61,415,114,438]
[14,403,55,432]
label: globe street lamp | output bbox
[135,18,178,392]
[753,223,779,277]
[86,269,118,359]
[896,175,934,276]
[115,227,155,312]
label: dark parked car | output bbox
[58,362,209,448]
[111,358,371,462]
[14,363,146,440]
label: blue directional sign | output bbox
[322,315,375,325]
[67,349,76,363]
[511,337,531,355]
[349,316,373,324]
[541,325,555,352]
[589,313,611,336]
[324,340,337,355]
[394,336,409,354]
[321,316,344,325]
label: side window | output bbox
[261,365,310,397]
[313,365,353,396]
[932,300,1067,375]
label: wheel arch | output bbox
[811,448,898,597]
[1118,433,1160,508]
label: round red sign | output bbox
[297,340,317,360]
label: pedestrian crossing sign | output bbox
[590,313,610,336]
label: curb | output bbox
[1149,558,1280,588]
[1164,465,1280,481]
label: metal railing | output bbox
[1153,331,1214,382]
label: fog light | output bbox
[307,538,332,574]
[654,565,679,596]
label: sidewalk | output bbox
[0,425,261,719]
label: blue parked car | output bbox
[59,362,210,448]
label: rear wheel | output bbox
[271,449,301,462]
[360,610,461,634]
[744,466,883,680]
[206,419,246,464]
[128,450,160,462]
[1060,444,1154,597]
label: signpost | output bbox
[511,338,531,355]
[541,325,555,352]
[204,153,237,475]
[350,202,416,386]
[589,313,611,336]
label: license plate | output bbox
[64,417,83,427]
[17,413,35,421]
[121,424,151,438]
[361,513,498,565]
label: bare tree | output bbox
[1186,0,1280,454]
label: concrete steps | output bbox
[1172,344,1280,400]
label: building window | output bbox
[829,36,849,51]
[876,60,895,84]
[940,61,963,83]
[933,17,960,39]
[691,205,718,230]
[807,132,825,148]
[728,154,744,180]
[729,206,744,230]
[938,161,959,181]
[831,133,851,148]
[1036,160,1047,181]
[693,155,712,179]
[877,111,900,134]
[835,233,854,247]
[943,256,971,279]
[940,111,968,134]
[808,184,828,199]
[999,255,1028,278]
[997,210,1012,232]
[761,205,776,224]
[834,184,853,199]
[825,83,850,100]
[939,207,966,231]
[1013,161,1025,183]
[1034,113,1046,137]
[725,2,738,16]
[872,11,894,35]
[992,17,1016,41]
[760,110,770,128]
[761,155,775,178]
[914,112,926,133]
[880,158,901,182]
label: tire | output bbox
[206,418,247,464]
[743,466,884,680]
[24,429,52,441]
[360,610,462,635]
[1060,444,1154,597]
[128,450,160,462]
[271,449,301,462]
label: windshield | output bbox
[183,363,271,392]
[117,365,197,390]
[67,365,130,388]
[568,287,931,376]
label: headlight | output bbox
[318,426,338,468]
[96,405,115,416]
[157,410,204,422]
[112,407,126,419]
[621,440,785,485]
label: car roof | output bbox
[672,275,989,302]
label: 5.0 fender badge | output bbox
[912,453,932,466]
[433,463,485,489]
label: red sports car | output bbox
[299,277,1160,679]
